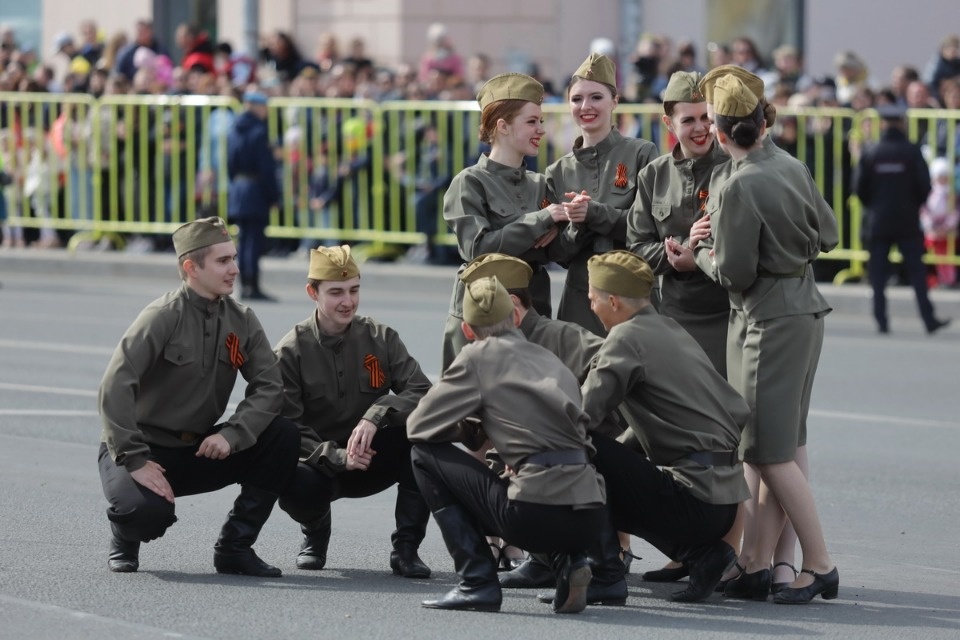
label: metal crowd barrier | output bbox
[0,92,957,284]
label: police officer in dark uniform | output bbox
[854,104,950,334]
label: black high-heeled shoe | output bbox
[770,562,798,594]
[723,567,771,601]
[714,560,744,592]
[773,567,839,604]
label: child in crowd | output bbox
[920,157,959,288]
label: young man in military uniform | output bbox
[97,216,300,576]
[274,245,433,578]
[407,276,607,614]
[579,250,751,603]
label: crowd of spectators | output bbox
[0,19,958,281]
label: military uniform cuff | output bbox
[122,453,149,472]
[363,407,387,427]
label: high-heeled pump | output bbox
[773,567,839,604]
[714,560,744,592]
[723,567,771,601]
[770,562,798,594]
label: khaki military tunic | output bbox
[275,314,431,476]
[518,307,603,383]
[628,142,731,375]
[580,306,751,505]
[699,142,839,463]
[99,283,283,472]
[546,128,658,335]
[408,330,606,508]
[441,154,568,369]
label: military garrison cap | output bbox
[308,245,361,281]
[587,250,655,299]
[463,276,514,327]
[699,64,765,104]
[713,75,760,118]
[460,253,533,289]
[662,70,704,103]
[573,53,617,89]
[477,73,544,110]
[172,216,232,258]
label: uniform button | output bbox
[338,371,343,377]
[177,356,182,361]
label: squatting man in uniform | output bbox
[97,216,300,575]
[273,245,433,577]
[407,276,608,614]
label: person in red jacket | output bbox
[176,23,216,74]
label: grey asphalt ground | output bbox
[1,249,959,640]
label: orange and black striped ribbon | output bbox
[363,354,386,388]
[698,189,709,211]
[614,163,629,188]
[225,333,245,369]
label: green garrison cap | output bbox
[460,253,533,289]
[172,216,232,258]
[463,276,514,327]
[699,64,765,104]
[662,70,704,103]
[587,250,655,298]
[713,75,760,118]
[308,245,361,281]
[477,73,544,110]
[573,53,616,88]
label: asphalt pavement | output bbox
[0,248,958,640]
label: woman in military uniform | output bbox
[700,75,839,604]
[546,53,658,336]
[440,73,569,370]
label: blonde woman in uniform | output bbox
[697,75,839,604]
[545,53,658,337]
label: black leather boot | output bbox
[537,519,627,606]
[548,552,592,614]
[213,485,283,577]
[108,522,140,573]
[296,510,331,570]
[671,540,736,602]
[421,504,501,611]
[499,554,555,588]
[390,488,432,578]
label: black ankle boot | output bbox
[390,488,432,578]
[296,511,331,570]
[214,486,282,577]
[499,555,555,588]
[671,540,736,602]
[108,523,140,573]
[421,504,501,611]
[723,567,771,600]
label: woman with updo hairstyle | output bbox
[545,53,658,336]
[698,74,840,605]
[440,73,569,370]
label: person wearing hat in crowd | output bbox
[689,63,818,593]
[576,250,751,604]
[407,276,607,613]
[273,245,434,578]
[626,69,742,585]
[694,75,840,604]
[456,254,626,597]
[545,52,658,337]
[440,72,570,369]
[96,216,300,576]
[227,88,280,301]
[854,104,950,335]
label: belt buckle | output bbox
[180,431,199,445]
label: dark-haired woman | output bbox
[697,74,839,605]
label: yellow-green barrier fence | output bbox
[1,92,957,282]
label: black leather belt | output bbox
[522,449,588,467]
[685,450,739,467]
[757,265,806,279]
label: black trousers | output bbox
[411,442,604,554]
[279,425,421,524]
[98,416,300,542]
[590,433,736,562]
[868,234,937,330]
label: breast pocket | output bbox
[608,181,636,207]
[651,203,672,222]
[163,343,197,366]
